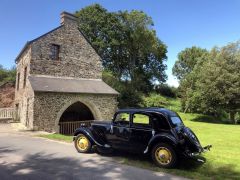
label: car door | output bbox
[129,112,153,153]
[107,112,131,150]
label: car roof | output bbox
[117,107,178,117]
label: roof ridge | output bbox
[15,25,63,62]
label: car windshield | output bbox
[170,116,183,127]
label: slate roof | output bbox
[29,75,119,95]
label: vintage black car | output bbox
[73,108,211,168]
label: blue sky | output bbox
[0,0,240,87]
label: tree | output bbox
[155,84,177,98]
[0,65,16,85]
[173,47,209,112]
[75,4,167,93]
[172,46,208,81]
[102,70,142,108]
[75,4,122,71]
[184,42,240,124]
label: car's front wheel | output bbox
[152,143,177,168]
[74,134,92,153]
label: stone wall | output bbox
[14,47,34,129]
[30,18,102,79]
[33,92,118,132]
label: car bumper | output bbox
[185,144,212,162]
[202,144,212,152]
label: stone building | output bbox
[14,12,118,133]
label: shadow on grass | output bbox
[190,114,235,125]
[97,149,240,180]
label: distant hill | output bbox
[0,82,15,108]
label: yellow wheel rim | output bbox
[155,147,172,165]
[77,135,89,151]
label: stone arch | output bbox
[54,98,102,132]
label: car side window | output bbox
[132,113,151,128]
[114,112,130,127]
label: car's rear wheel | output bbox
[74,134,92,153]
[152,143,177,168]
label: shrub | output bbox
[155,84,177,98]
[140,93,168,108]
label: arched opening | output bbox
[60,102,94,122]
[59,101,95,134]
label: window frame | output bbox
[16,72,20,90]
[23,67,27,88]
[50,44,60,60]
[113,112,130,127]
[131,112,152,129]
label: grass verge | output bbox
[38,134,72,143]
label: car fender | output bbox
[144,133,178,154]
[73,127,105,147]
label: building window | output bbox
[23,67,27,88]
[50,44,60,60]
[26,98,30,127]
[17,72,20,90]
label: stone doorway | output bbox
[59,101,94,135]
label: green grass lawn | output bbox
[170,113,240,179]
[38,112,240,179]
[38,134,73,143]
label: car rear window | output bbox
[170,116,183,127]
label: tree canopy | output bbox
[174,42,240,123]
[172,46,208,81]
[75,4,167,93]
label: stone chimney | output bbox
[60,11,77,25]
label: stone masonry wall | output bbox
[14,47,34,129]
[30,20,102,79]
[33,92,118,132]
